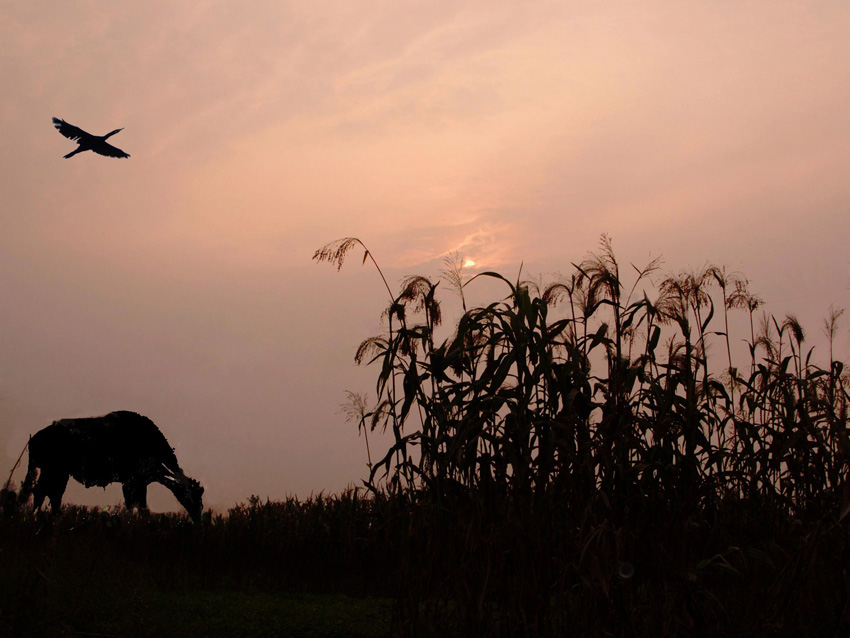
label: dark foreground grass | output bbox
[0,499,394,638]
[3,586,390,638]
[3,484,850,636]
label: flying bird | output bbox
[52,117,130,159]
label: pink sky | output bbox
[2,1,848,510]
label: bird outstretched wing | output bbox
[52,117,90,141]
[96,143,131,159]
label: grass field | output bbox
[0,501,394,638]
[2,494,848,637]
[4,586,391,638]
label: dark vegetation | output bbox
[314,236,850,636]
[2,236,849,636]
[0,494,394,637]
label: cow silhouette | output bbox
[20,411,204,521]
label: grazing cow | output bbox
[20,411,204,521]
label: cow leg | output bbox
[49,474,69,513]
[136,483,149,510]
[19,463,37,504]
[121,483,134,510]
[32,479,46,510]
[34,471,69,514]
[122,481,148,512]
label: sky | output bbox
[2,1,848,511]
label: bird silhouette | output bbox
[52,117,130,159]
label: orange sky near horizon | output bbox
[1,1,848,511]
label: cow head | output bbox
[162,465,205,522]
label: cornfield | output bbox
[316,235,850,636]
